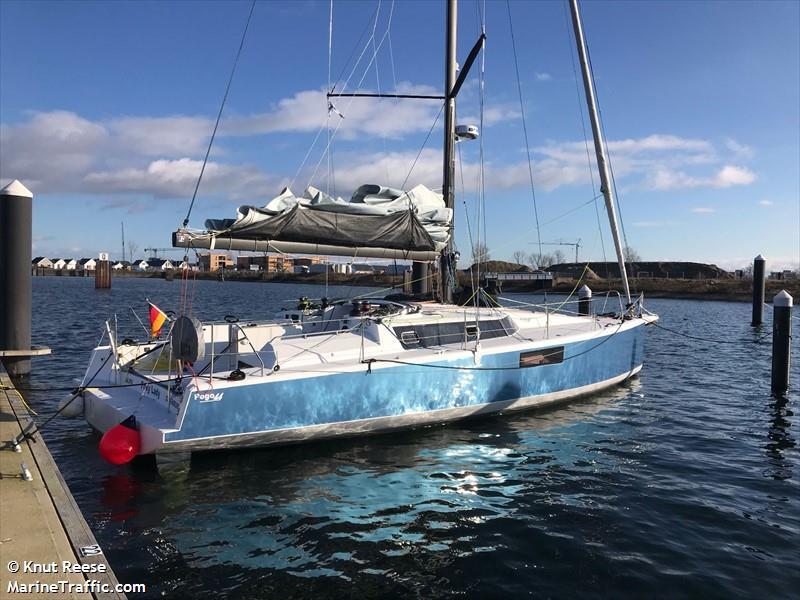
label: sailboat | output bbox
[77,0,658,461]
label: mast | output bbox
[439,0,457,304]
[568,0,632,304]
[121,221,126,263]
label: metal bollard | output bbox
[752,254,766,326]
[0,180,33,377]
[578,285,592,316]
[771,290,793,396]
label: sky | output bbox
[1,0,799,271]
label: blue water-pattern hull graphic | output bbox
[166,326,643,442]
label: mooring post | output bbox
[771,290,793,397]
[0,180,33,377]
[411,261,429,295]
[95,252,112,289]
[578,285,592,316]
[752,254,766,326]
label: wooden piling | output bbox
[95,258,112,289]
[771,290,793,396]
[411,262,429,295]
[752,254,766,326]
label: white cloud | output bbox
[460,105,521,127]
[648,165,755,191]
[691,207,715,213]
[758,199,774,207]
[0,102,757,207]
[714,165,756,187]
[108,116,212,156]
[713,255,799,272]
[84,158,281,200]
[724,138,754,159]
[535,72,552,81]
[224,83,446,139]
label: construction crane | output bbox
[144,247,183,258]
[533,239,582,263]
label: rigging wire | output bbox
[563,1,608,280]
[291,0,385,191]
[327,0,334,196]
[476,2,488,330]
[401,103,445,190]
[506,0,543,262]
[182,0,256,228]
[457,142,479,303]
[582,22,635,291]
[370,0,392,181]
[305,0,397,188]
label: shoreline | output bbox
[31,270,799,303]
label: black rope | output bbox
[182,0,256,228]
[3,350,114,446]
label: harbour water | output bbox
[23,277,799,598]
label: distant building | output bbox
[199,252,234,272]
[178,259,198,271]
[63,259,78,270]
[79,258,97,271]
[132,259,149,271]
[330,263,351,274]
[32,257,53,268]
[112,260,131,270]
[293,256,325,268]
[236,254,292,273]
[351,264,375,274]
[51,258,66,270]
[770,270,799,281]
[142,258,174,271]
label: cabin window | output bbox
[519,347,564,368]
[393,317,516,349]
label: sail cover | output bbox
[203,184,452,252]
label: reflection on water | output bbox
[23,280,800,598]
[766,397,795,481]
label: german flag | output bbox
[149,302,169,338]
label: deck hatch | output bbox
[519,347,564,367]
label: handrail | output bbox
[231,323,266,376]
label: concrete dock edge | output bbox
[0,363,127,599]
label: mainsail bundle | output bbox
[173,184,452,260]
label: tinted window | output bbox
[393,317,516,349]
[519,347,564,367]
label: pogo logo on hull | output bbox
[194,391,224,403]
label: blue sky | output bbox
[1,0,798,270]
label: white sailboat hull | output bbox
[82,306,653,457]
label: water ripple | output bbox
[23,281,800,598]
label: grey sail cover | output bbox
[204,184,452,252]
